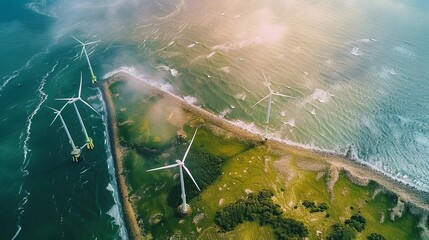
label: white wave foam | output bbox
[25,1,58,18]
[283,118,295,127]
[21,61,58,170]
[394,46,416,58]
[303,89,332,105]
[103,66,137,79]
[378,66,397,80]
[107,203,122,226]
[218,67,230,73]
[219,108,231,118]
[351,47,361,56]
[170,68,179,77]
[0,52,41,96]
[207,52,216,59]
[97,88,129,240]
[358,39,371,43]
[183,95,198,105]
[415,133,429,148]
[155,64,180,77]
[212,37,263,52]
[235,93,246,100]
[13,61,60,240]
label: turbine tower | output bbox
[48,103,81,162]
[147,128,200,215]
[56,72,100,150]
[252,72,293,140]
[72,36,99,84]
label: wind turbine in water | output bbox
[48,102,81,162]
[252,72,293,140]
[72,36,99,84]
[56,72,100,150]
[147,128,201,215]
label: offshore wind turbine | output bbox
[252,72,294,140]
[147,128,200,215]
[48,103,81,162]
[56,72,100,150]
[72,36,99,84]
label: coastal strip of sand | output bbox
[101,82,143,240]
[100,70,429,238]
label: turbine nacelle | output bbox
[56,72,100,115]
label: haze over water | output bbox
[1,0,428,239]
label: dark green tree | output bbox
[326,223,356,240]
[367,233,386,240]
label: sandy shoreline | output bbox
[101,70,429,238]
[100,82,143,240]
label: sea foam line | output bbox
[97,88,128,240]
[0,54,37,96]
[0,43,55,96]
[13,61,59,240]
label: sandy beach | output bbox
[101,70,429,238]
[101,82,143,240]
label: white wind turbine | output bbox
[72,36,100,84]
[56,72,100,150]
[252,72,294,140]
[48,102,81,162]
[147,128,200,215]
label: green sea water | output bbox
[0,0,428,239]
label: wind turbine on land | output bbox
[252,72,294,140]
[147,128,200,215]
[56,72,100,150]
[48,102,81,162]
[72,36,99,84]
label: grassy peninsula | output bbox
[102,71,429,240]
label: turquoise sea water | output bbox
[1,0,428,239]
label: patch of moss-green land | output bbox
[105,76,428,240]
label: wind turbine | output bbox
[48,102,81,162]
[252,72,293,140]
[56,72,100,150]
[147,128,200,215]
[72,36,99,84]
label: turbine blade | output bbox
[262,71,272,93]
[80,144,87,150]
[182,128,198,163]
[183,165,201,191]
[50,113,60,126]
[79,99,100,116]
[273,93,294,98]
[48,100,70,125]
[80,47,84,59]
[71,35,84,45]
[47,106,61,126]
[78,72,83,98]
[56,98,74,101]
[47,106,59,112]
[85,40,100,45]
[147,163,180,172]
[251,94,271,108]
[59,99,70,112]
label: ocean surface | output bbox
[0,0,428,239]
